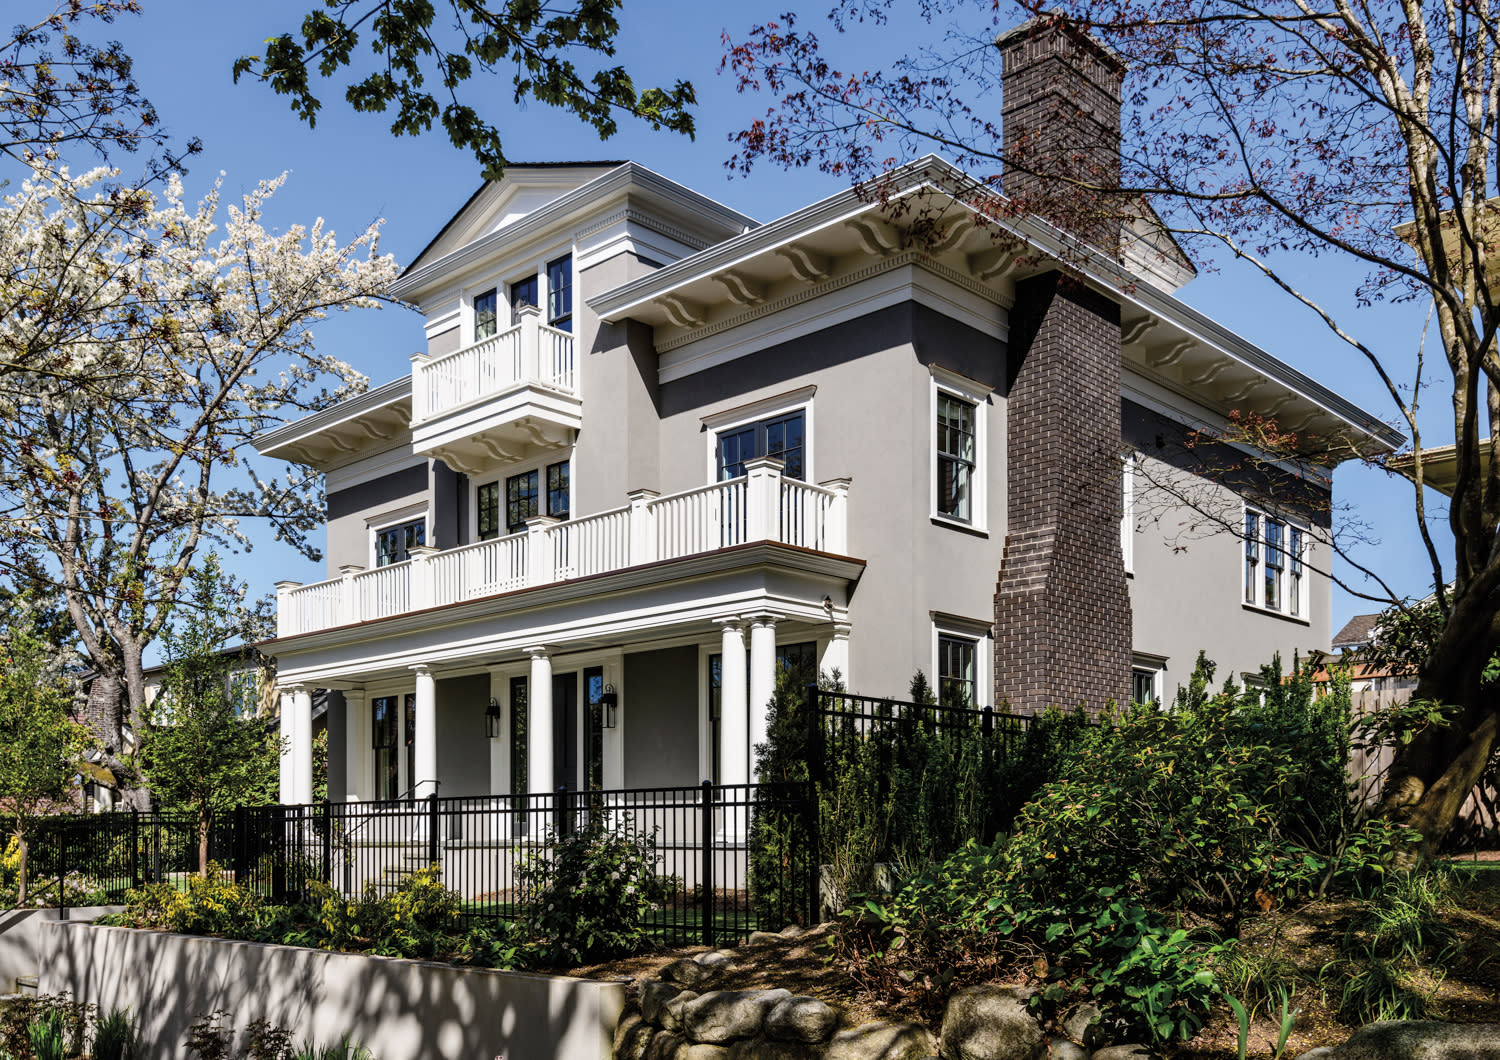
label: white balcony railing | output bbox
[411,305,575,424]
[275,460,852,638]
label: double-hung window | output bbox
[1243,508,1307,618]
[375,518,425,566]
[477,482,501,541]
[936,394,977,522]
[716,411,805,481]
[479,460,569,538]
[547,255,572,332]
[510,275,539,323]
[506,471,539,533]
[546,461,570,519]
[937,634,978,707]
[474,288,498,341]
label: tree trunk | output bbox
[15,830,27,908]
[198,806,211,878]
[84,671,126,754]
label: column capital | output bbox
[524,645,551,659]
[713,616,744,631]
[340,687,369,704]
[279,683,310,696]
[743,611,782,628]
[409,663,434,676]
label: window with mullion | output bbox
[474,288,498,341]
[506,471,539,532]
[477,482,500,540]
[716,411,805,481]
[372,696,399,800]
[1289,527,1305,617]
[1264,519,1284,611]
[936,393,977,522]
[547,255,572,333]
[376,518,425,567]
[1243,512,1260,604]
[547,461,570,519]
[510,275,538,324]
[937,634,977,708]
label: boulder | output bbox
[662,991,701,1033]
[695,950,735,969]
[1047,1040,1088,1060]
[616,1011,655,1060]
[662,958,715,987]
[1293,1022,1500,1059]
[683,988,793,1043]
[766,997,839,1043]
[749,930,785,945]
[641,981,684,1026]
[826,1021,940,1060]
[1089,1046,1157,1060]
[939,985,1044,1060]
[677,1046,731,1060]
[1059,1003,1105,1049]
[646,1032,687,1060]
[729,1038,826,1060]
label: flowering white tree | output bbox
[0,160,398,801]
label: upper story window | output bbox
[478,459,570,538]
[477,482,501,541]
[930,366,991,532]
[1244,508,1307,618]
[506,470,539,533]
[717,411,805,481]
[547,256,572,332]
[510,275,538,324]
[546,460,570,519]
[936,393,977,522]
[474,289,499,341]
[375,518,425,566]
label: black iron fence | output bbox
[31,781,816,948]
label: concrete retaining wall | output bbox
[0,907,122,993]
[39,922,625,1060]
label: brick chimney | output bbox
[991,16,1132,716]
[996,13,1125,253]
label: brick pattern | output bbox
[997,18,1124,252]
[993,272,1131,716]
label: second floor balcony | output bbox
[275,460,852,639]
[409,305,580,473]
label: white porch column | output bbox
[823,621,852,686]
[527,647,554,795]
[747,615,779,779]
[343,688,368,802]
[717,619,749,787]
[290,685,314,805]
[411,665,438,799]
[278,691,294,804]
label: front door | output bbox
[552,672,578,792]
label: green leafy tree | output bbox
[0,605,90,905]
[139,557,281,876]
[235,0,697,179]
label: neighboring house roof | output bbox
[1333,613,1380,650]
[1388,440,1486,497]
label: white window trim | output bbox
[462,243,574,346]
[1131,650,1168,705]
[366,503,430,569]
[929,364,992,534]
[469,453,574,542]
[1241,505,1311,623]
[930,612,992,708]
[702,387,815,484]
[1121,451,1136,575]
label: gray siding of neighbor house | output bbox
[437,674,491,796]
[622,646,700,788]
[325,464,428,577]
[1123,399,1333,697]
[656,300,1009,701]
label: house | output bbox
[255,18,1400,808]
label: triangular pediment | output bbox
[409,162,626,272]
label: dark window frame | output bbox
[937,633,978,708]
[506,470,540,533]
[546,460,570,519]
[375,518,426,567]
[474,288,498,341]
[715,410,806,481]
[547,255,572,333]
[936,392,977,522]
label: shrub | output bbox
[309,866,461,960]
[517,816,669,965]
[24,1013,65,1060]
[91,1006,136,1060]
[0,995,89,1060]
[117,864,263,935]
[293,1037,373,1060]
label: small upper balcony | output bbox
[273,460,853,640]
[409,304,581,473]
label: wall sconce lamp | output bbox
[484,697,502,739]
[599,684,619,729]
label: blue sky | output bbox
[95,0,1444,646]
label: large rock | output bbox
[766,997,839,1043]
[1047,1040,1087,1060]
[683,988,793,1043]
[676,1046,731,1060]
[826,1021,940,1060]
[642,981,685,1026]
[1059,1003,1104,1049]
[1089,1046,1156,1060]
[662,991,701,1033]
[646,1031,687,1060]
[940,985,1044,1060]
[616,1011,655,1060]
[663,958,715,987]
[728,1039,826,1060]
[1293,1022,1500,1060]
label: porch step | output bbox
[15,975,37,995]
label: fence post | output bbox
[58,819,68,921]
[151,810,161,885]
[129,809,140,890]
[321,799,333,885]
[271,806,287,904]
[981,706,996,841]
[700,779,715,948]
[427,793,440,868]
